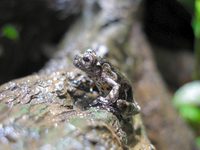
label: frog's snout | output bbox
[73,55,81,68]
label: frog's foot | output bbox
[116,99,140,118]
[90,96,111,106]
[89,96,119,113]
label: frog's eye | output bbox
[83,55,91,62]
[83,54,93,63]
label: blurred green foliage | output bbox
[179,105,200,124]
[194,0,200,79]
[1,24,19,40]
[173,81,200,148]
[173,81,200,125]
[194,0,200,38]
[175,1,200,147]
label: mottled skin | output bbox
[73,49,140,118]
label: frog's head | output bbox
[73,49,101,76]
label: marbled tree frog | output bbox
[73,49,140,118]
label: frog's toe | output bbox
[116,99,127,110]
[134,102,141,112]
[89,99,99,107]
[129,102,141,115]
[89,96,108,107]
[98,96,109,104]
[117,100,140,117]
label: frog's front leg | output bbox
[103,77,120,103]
[90,77,119,107]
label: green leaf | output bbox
[2,24,19,40]
[194,0,200,38]
[193,19,200,38]
[196,0,200,15]
[179,105,200,124]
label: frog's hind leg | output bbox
[116,99,140,118]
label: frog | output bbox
[73,49,140,118]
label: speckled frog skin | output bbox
[73,49,140,118]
